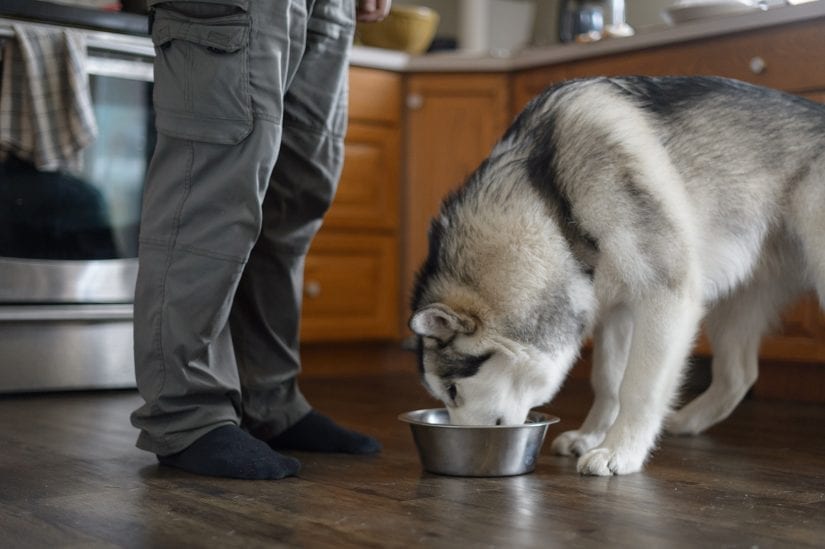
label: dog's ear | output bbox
[410,303,476,342]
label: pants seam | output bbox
[139,236,169,248]
[154,139,196,448]
[253,111,280,124]
[174,243,248,263]
[139,238,248,263]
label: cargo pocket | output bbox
[150,5,252,144]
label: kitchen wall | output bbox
[395,0,676,48]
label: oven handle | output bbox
[0,304,133,322]
[0,18,155,55]
[0,19,155,82]
[86,56,154,82]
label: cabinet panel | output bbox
[403,73,511,314]
[301,233,399,342]
[566,21,825,89]
[324,123,399,230]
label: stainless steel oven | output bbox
[0,18,154,392]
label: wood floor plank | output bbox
[1,343,824,548]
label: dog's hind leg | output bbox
[670,156,825,437]
[787,155,825,311]
[666,261,800,435]
[551,304,633,457]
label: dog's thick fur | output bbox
[409,76,825,476]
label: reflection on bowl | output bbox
[398,408,560,477]
[355,5,440,54]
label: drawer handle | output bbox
[749,56,766,75]
[406,93,424,110]
[304,280,322,299]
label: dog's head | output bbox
[409,160,596,425]
[410,300,584,426]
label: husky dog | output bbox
[409,76,825,476]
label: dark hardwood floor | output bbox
[1,343,824,548]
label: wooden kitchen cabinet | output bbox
[300,67,402,342]
[402,73,511,314]
[512,15,825,397]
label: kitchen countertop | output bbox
[351,0,825,72]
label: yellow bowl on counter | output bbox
[355,5,440,54]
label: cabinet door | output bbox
[403,73,510,312]
[324,123,399,231]
[301,232,399,342]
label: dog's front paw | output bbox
[576,446,645,476]
[550,430,605,457]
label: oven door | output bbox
[0,51,154,303]
[0,23,154,391]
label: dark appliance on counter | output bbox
[0,16,154,392]
[559,0,632,43]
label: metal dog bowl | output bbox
[398,408,559,477]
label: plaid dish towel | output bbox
[0,25,97,172]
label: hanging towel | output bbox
[0,24,97,172]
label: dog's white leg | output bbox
[667,266,799,435]
[577,288,703,476]
[551,304,633,456]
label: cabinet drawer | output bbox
[301,232,399,341]
[325,123,399,230]
[348,67,401,125]
[514,18,825,112]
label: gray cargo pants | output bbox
[130,0,354,455]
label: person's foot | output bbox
[157,425,301,480]
[265,411,382,455]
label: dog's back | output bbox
[415,77,825,311]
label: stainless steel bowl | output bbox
[398,408,560,477]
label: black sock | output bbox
[157,425,301,480]
[265,411,382,455]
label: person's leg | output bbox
[232,0,379,454]
[130,0,306,478]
